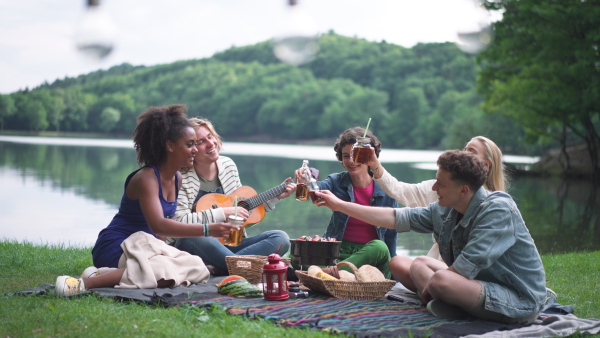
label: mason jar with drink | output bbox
[351,136,374,165]
[218,215,245,246]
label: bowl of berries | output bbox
[289,235,341,267]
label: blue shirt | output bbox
[318,171,399,257]
[92,164,179,268]
[395,187,547,318]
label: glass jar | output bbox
[218,215,244,246]
[351,136,374,164]
[308,178,323,204]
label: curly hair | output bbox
[437,150,488,192]
[132,104,191,166]
[333,127,382,162]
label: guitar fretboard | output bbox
[245,182,289,210]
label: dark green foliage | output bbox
[4,33,539,154]
[479,0,600,171]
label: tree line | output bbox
[0,33,539,155]
[2,0,599,171]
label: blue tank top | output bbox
[91,164,180,268]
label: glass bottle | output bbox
[351,136,374,164]
[295,160,310,201]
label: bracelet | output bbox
[204,223,209,237]
[372,166,382,179]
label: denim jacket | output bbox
[395,187,547,318]
[318,171,399,257]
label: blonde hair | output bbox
[188,117,223,151]
[181,117,223,173]
[467,136,510,192]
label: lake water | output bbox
[1,135,598,257]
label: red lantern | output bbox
[262,253,289,301]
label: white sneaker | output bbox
[81,266,99,279]
[55,276,86,296]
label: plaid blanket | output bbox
[172,293,519,338]
[10,278,600,338]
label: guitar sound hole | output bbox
[238,200,250,211]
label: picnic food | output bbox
[315,271,338,280]
[307,265,337,279]
[338,270,357,282]
[295,263,396,300]
[357,265,386,282]
[215,275,245,286]
[307,265,323,277]
[217,275,263,297]
[306,263,382,282]
[338,262,386,282]
[296,235,337,242]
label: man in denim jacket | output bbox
[316,150,546,324]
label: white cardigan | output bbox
[374,168,441,259]
[374,169,438,207]
[172,155,279,223]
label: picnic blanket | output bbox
[184,293,520,337]
[8,278,600,337]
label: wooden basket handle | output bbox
[336,261,358,273]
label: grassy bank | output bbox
[1,241,598,337]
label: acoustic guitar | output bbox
[193,181,290,228]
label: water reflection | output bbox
[512,177,600,253]
[0,137,598,256]
[0,166,115,247]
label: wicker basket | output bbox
[225,255,291,284]
[295,270,396,300]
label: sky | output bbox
[0,0,496,94]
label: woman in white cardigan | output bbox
[367,136,509,289]
[170,117,296,275]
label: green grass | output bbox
[542,252,600,319]
[1,240,598,337]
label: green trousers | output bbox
[339,239,391,279]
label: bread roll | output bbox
[356,265,386,282]
[307,265,323,277]
[338,270,357,282]
[336,262,386,282]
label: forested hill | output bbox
[0,32,538,154]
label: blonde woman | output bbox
[169,117,296,276]
[366,136,509,289]
[55,105,238,296]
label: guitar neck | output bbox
[245,182,288,210]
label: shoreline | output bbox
[2,130,597,179]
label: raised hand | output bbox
[366,152,383,179]
[276,177,297,199]
[314,190,345,211]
